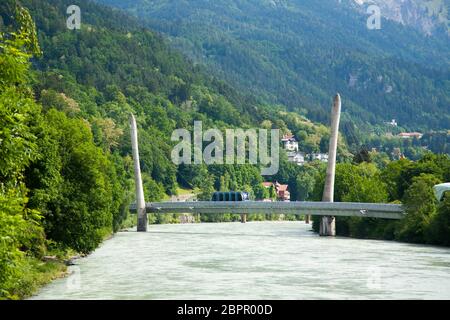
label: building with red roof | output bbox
[262,181,290,201]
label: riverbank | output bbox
[6,246,95,299]
[4,256,67,300]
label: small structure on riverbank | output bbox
[434,183,450,202]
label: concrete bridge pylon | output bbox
[130,114,147,232]
[320,93,341,236]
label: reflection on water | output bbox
[32,221,450,299]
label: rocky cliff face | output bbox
[350,0,449,36]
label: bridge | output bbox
[130,201,404,220]
[128,94,406,236]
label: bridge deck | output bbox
[130,201,405,220]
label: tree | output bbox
[370,150,390,169]
[0,1,46,298]
[269,185,277,200]
[32,110,119,253]
[253,183,269,200]
[311,162,389,236]
[89,117,121,151]
[197,174,215,201]
[381,158,412,201]
[427,194,450,246]
[142,172,165,202]
[219,173,230,191]
[296,171,315,201]
[396,174,440,243]
[353,146,371,164]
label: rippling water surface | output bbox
[32,221,450,299]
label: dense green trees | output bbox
[295,167,318,202]
[0,2,54,298]
[396,174,440,243]
[26,109,125,252]
[428,195,450,246]
[0,0,130,298]
[311,154,450,245]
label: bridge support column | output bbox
[320,94,341,237]
[130,114,147,232]
[241,213,247,223]
[319,216,335,236]
[305,215,311,224]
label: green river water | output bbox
[32,221,450,299]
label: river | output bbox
[32,221,450,299]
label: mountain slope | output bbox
[13,0,254,199]
[98,0,450,131]
[351,0,449,36]
[10,0,341,198]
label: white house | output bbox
[310,153,329,163]
[398,132,423,139]
[293,152,306,166]
[281,134,299,152]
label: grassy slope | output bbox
[4,257,67,300]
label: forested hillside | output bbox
[1,0,449,300]
[18,0,348,199]
[98,0,450,131]
[0,0,348,298]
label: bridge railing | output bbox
[129,201,405,220]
